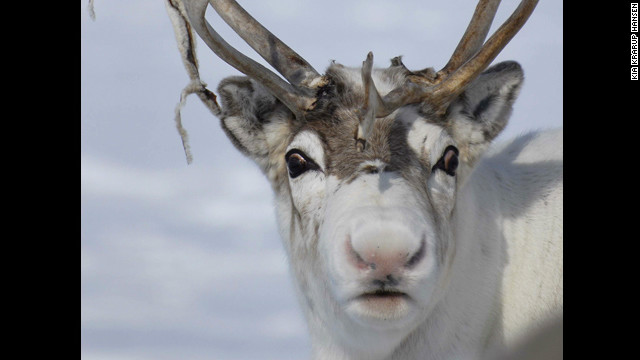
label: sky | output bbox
[80,1,562,359]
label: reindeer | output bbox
[165,0,562,359]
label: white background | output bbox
[81,1,562,359]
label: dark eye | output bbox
[432,145,459,176]
[285,149,319,178]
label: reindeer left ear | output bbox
[446,61,524,166]
[217,76,293,176]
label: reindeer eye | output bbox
[432,145,459,176]
[285,149,319,178]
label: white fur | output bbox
[278,127,562,360]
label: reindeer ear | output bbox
[447,61,524,166]
[217,76,293,172]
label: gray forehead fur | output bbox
[216,60,521,192]
[299,62,434,183]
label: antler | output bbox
[208,0,321,90]
[166,0,537,161]
[378,0,538,117]
[358,52,384,143]
[171,0,325,119]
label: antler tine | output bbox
[438,0,501,79]
[178,0,316,118]
[377,0,538,117]
[358,52,385,141]
[430,0,538,109]
[208,0,322,90]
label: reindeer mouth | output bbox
[358,290,408,300]
[348,290,412,322]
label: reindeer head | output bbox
[167,0,536,353]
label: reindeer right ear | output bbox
[446,61,524,167]
[217,76,293,173]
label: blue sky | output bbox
[81,1,562,359]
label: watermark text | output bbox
[633,4,638,79]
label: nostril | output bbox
[405,237,426,268]
[346,236,375,270]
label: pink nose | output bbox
[346,225,426,283]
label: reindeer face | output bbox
[215,61,523,338]
[284,120,457,332]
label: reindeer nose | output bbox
[346,223,426,280]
